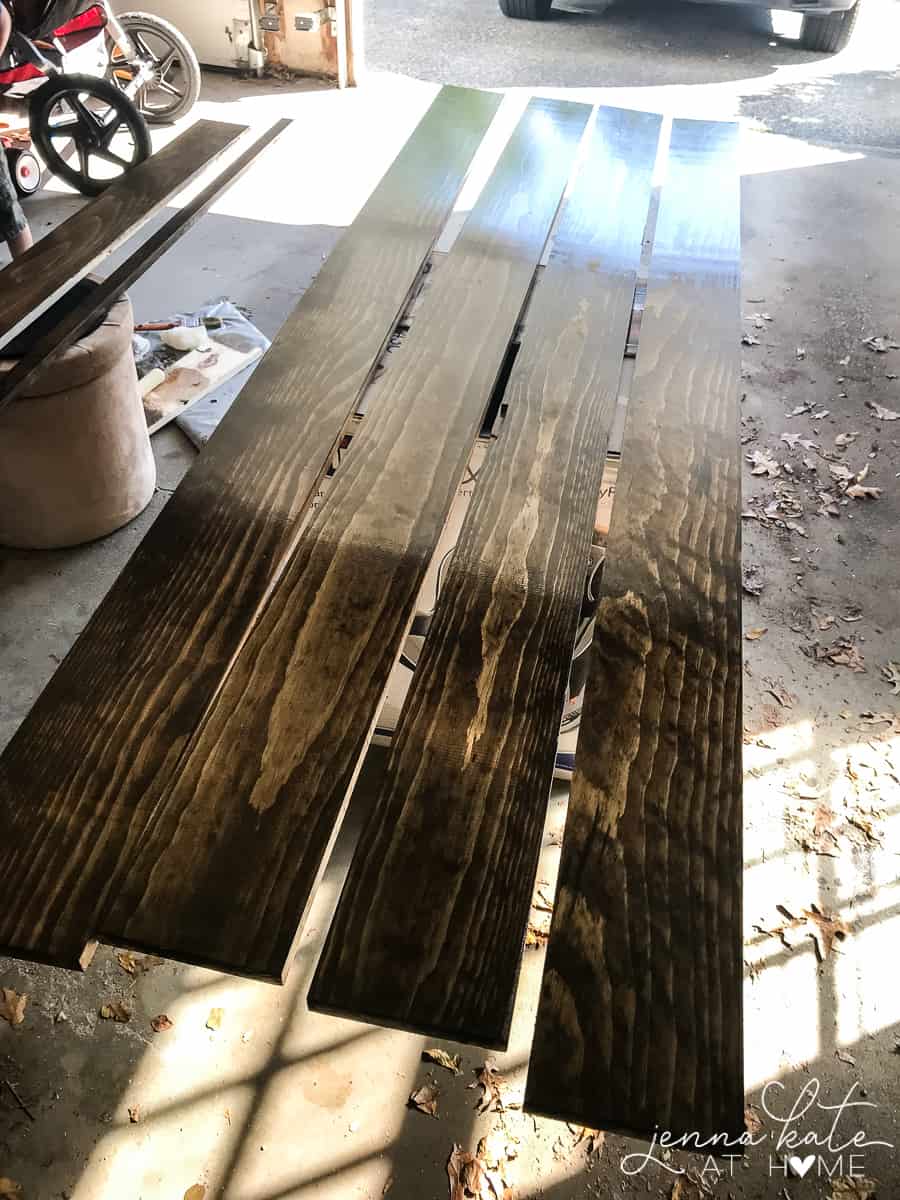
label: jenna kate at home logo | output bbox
[619,1079,894,1183]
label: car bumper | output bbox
[684,0,856,13]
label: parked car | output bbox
[498,0,861,54]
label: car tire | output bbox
[799,1,860,51]
[498,0,553,18]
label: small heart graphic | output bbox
[788,1155,816,1178]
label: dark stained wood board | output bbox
[308,107,662,1049]
[98,96,593,980]
[0,120,247,351]
[0,85,500,971]
[0,121,291,416]
[524,118,744,1143]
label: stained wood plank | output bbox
[0,121,290,417]
[524,118,743,1142]
[98,96,592,980]
[0,120,247,351]
[308,107,662,1049]
[0,85,499,971]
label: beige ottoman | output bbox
[0,292,156,549]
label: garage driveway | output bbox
[366,0,900,149]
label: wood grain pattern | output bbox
[308,107,662,1049]
[0,121,290,416]
[0,86,499,971]
[0,120,246,351]
[98,97,592,980]
[525,118,743,1142]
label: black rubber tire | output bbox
[799,1,860,51]
[109,12,201,125]
[498,0,553,18]
[30,74,152,197]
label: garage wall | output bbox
[262,0,339,79]
[111,0,346,81]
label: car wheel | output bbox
[498,0,553,18]
[799,0,860,51]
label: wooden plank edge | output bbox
[0,119,247,353]
[0,90,500,974]
[307,105,661,1049]
[524,116,743,1148]
[105,96,592,982]
[0,120,290,417]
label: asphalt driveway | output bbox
[365,0,900,148]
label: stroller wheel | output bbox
[29,73,152,198]
[7,149,42,197]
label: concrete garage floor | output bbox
[2,4,900,1194]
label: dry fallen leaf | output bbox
[829,461,854,485]
[834,431,859,447]
[423,1048,462,1074]
[847,812,882,845]
[409,1083,440,1117]
[128,1104,141,1123]
[669,1178,710,1200]
[99,1001,132,1023]
[756,903,850,962]
[469,1061,505,1113]
[743,564,765,596]
[747,449,781,478]
[0,1180,21,1200]
[206,1008,224,1032]
[0,988,27,1027]
[846,484,882,500]
[767,684,795,708]
[830,1177,877,1200]
[803,904,851,961]
[812,639,866,673]
[867,400,900,421]
[447,1144,494,1200]
[568,1124,605,1158]
[745,627,768,641]
[835,1048,856,1066]
[859,709,900,730]
[150,1013,173,1033]
[881,662,900,695]
[862,335,899,353]
[184,1187,206,1200]
[744,1105,764,1135]
[741,334,761,346]
[116,950,161,976]
[524,916,550,948]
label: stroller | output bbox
[0,1,152,196]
